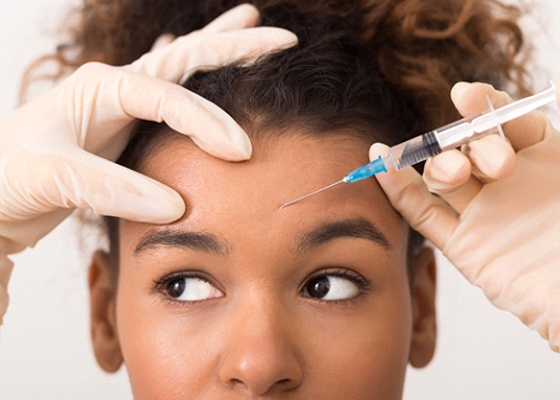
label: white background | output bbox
[1,1,560,399]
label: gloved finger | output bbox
[129,27,298,83]
[53,149,185,223]
[71,63,252,160]
[460,134,516,183]
[116,67,253,160]
[0,253,13,324]
[451,81,550,150]
[200,4,260,33]
[424,149,472,189]
[150,34,175,51]
[451,81,510,116]
[423,150,483,213]
[370,143,459,250]
[147,5,261,59]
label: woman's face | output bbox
[89,131,436,399]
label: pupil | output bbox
[308,276,330,298]
[167,279,185,298]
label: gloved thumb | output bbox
[369,143,458,249]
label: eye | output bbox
[157,274,224,302]
[303,271,368,301]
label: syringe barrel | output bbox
[388,130,441,170]
[388,117,495,170]
[434,116,493,151]
[387,85,558,170]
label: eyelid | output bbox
[307,268,371,286]
[152,270,225,304]
[301,268,372,301]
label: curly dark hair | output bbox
[25,0,533,275]
[25,0,531,129]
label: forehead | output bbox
[122,131,407,254]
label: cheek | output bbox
[303,284,413,397]
[115,274,222,399]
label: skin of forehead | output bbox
[119,131,409,260]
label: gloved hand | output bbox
[0,4,297,323]
[370,81,560,352]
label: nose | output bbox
[219,298,303,395]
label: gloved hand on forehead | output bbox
[0,4,298,324]
[370,81,560,352]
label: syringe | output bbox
[280,83,557,209]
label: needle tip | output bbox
[279,180,345,210]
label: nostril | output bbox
[230,377,291,386]
[227,376,297,394]
[230,378,243,385]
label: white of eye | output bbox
[169,277,224,302]
[322,276,360,300]
[306,275,360,301]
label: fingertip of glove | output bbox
[233,135,253,161]
[450,81,471,105]
[230,3,260,20]
[224,125,253,160]
[151,34,175,51]
[229,4,261,29]
[138,190,187,224]
[0,287,8,326]
[368,143,401,186]
[189,129,253,162]
[111,180,187,224]
[281,30,299,47]
[368,142,389,160]
[258,28,299,50]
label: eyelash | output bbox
[152,271,216,307]
[301,268,372,306]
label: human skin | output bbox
[88,131,437,399]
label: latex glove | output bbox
[370,81,560,352]
[0,4,298,323]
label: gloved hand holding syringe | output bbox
[356,80,560,352]
[281,83,557,208]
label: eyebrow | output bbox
[296,218,390,253]
[134,218,389,257]
[134,229,229,256]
